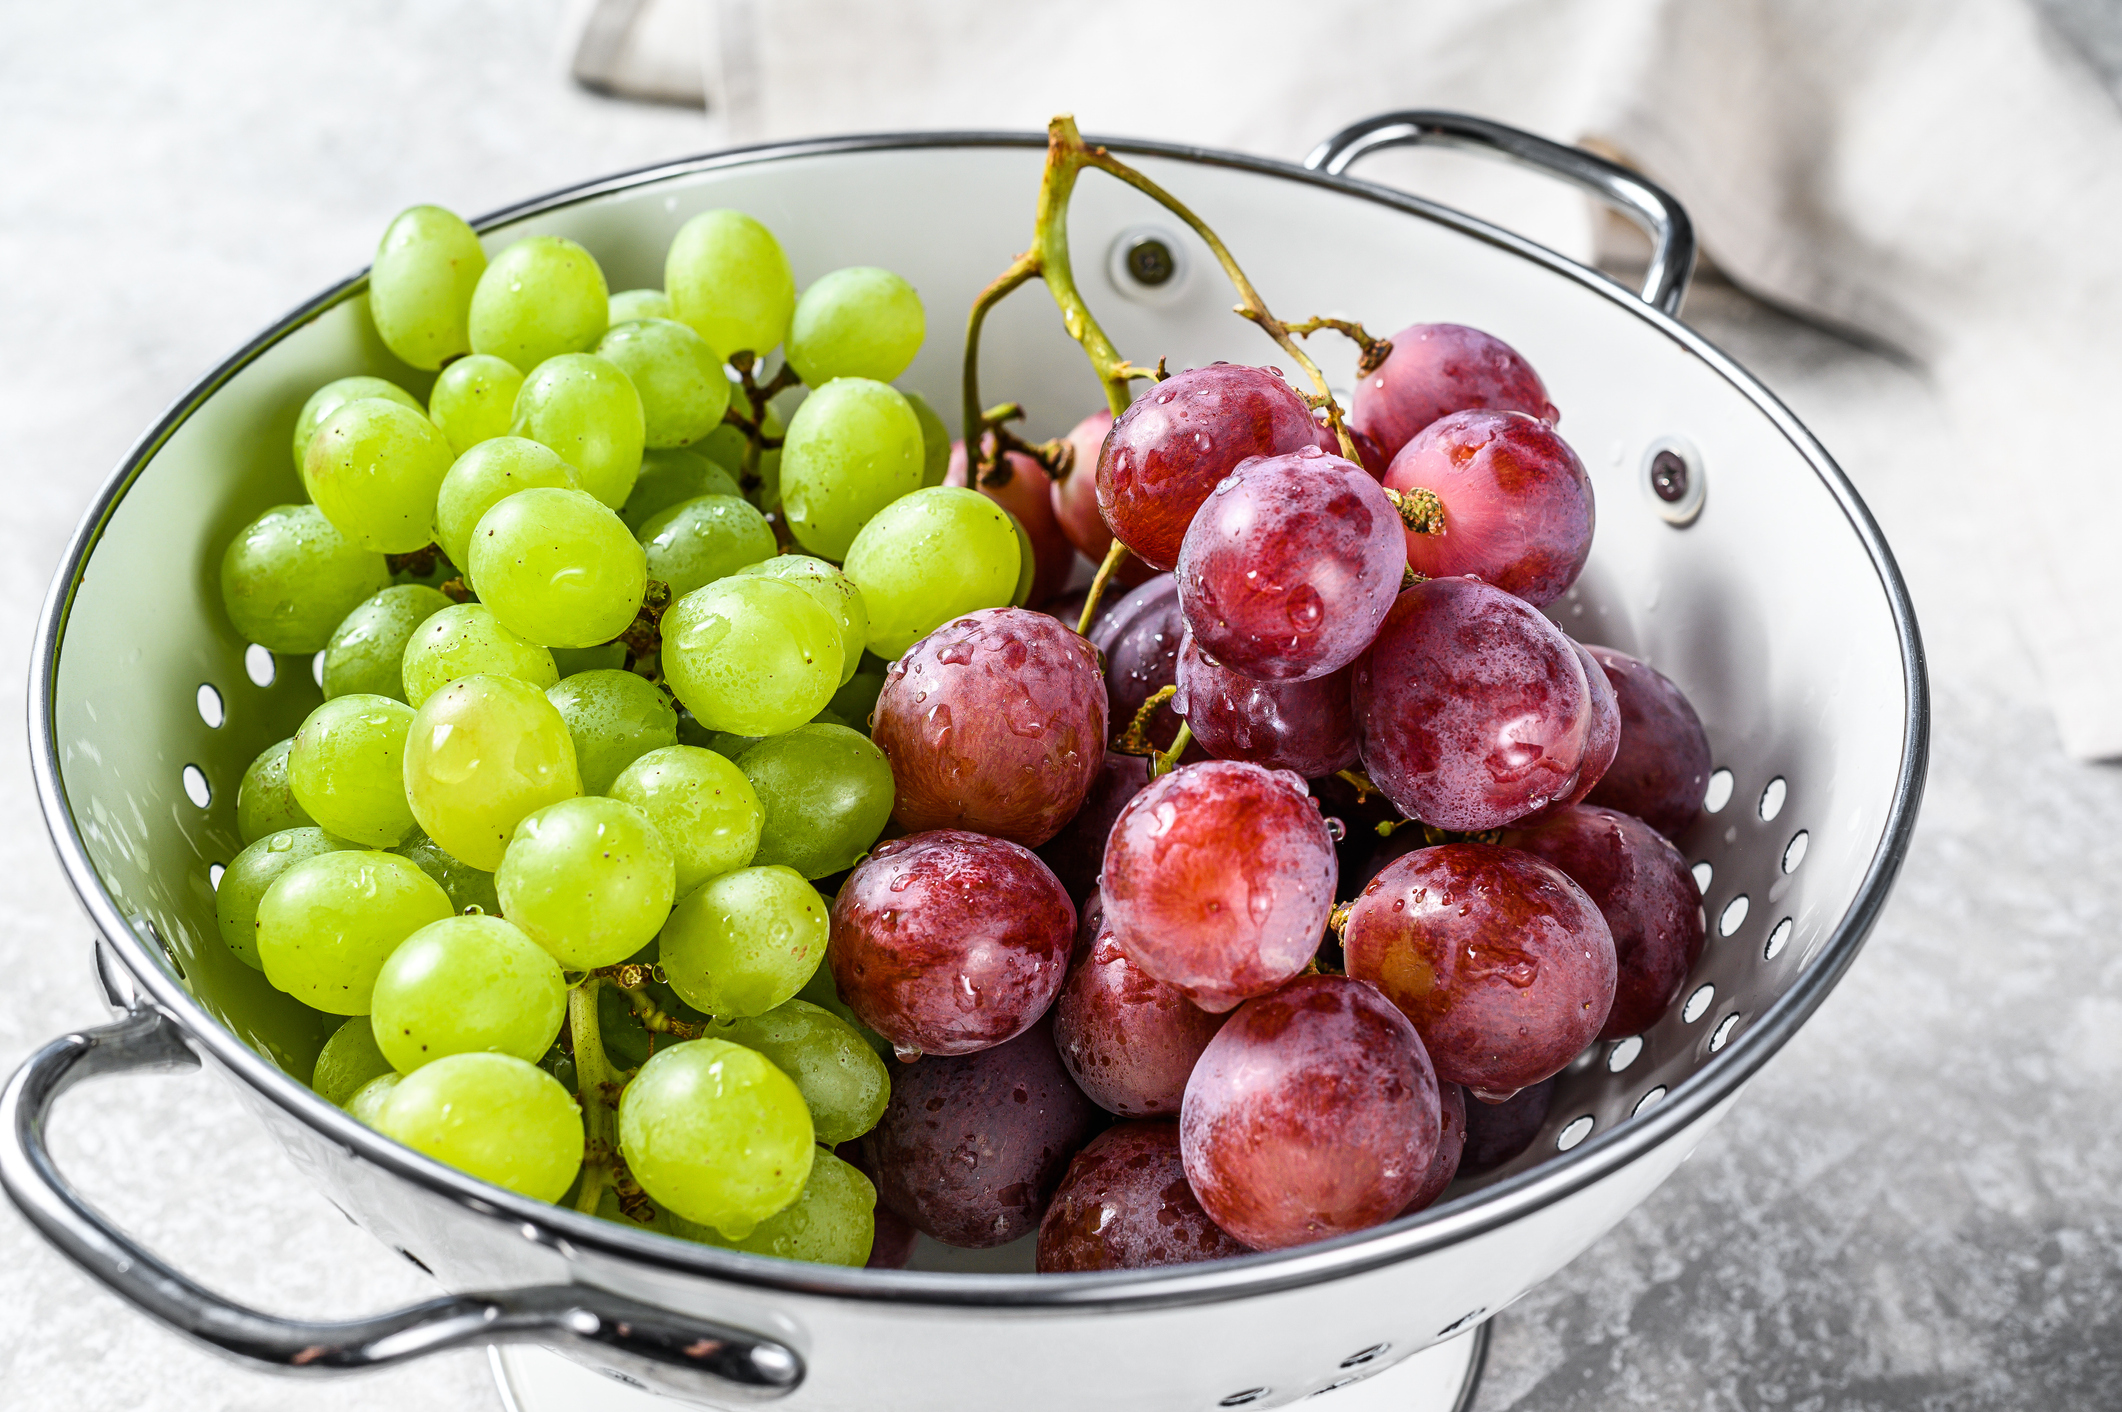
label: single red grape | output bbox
[1399,1081,1467,1216]
[1101,761,1338,1013]
[1049,408,1156,588]
[1175,447,1405,681]
[829,829,1075,1058]
[1036,1121,1251,1271]
[1386,410,1593,607]
[1513,640,1621,825]
[871,607,1107,847]
[1034,750,1149,906]
[1054,910,1227,1116]
[946,439,1075,607]
[1353,576,1595,831]
[1312,415,1391,479]
[1180,974,1440,1250]
[1095,365,1318,570]
[1504,804,1705,1040]
[1350,322,1558,462]
[1582,646,1713,839]
[1089,573,1197,760]
[1173,630,1358,778]
[834,1141,919,1268]
[861,1016,1104,1248]
[1460,1075,1556,1171]
[1342,843,1615,1099]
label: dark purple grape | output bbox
[1095,365,1318,571]
[1342,843,1615,1099]
[1050,408,1158,589]
[1175,448,1405,681]
[1036,1121,1251,1271]
[829,830,1075,1058]
[1173,630,1358,777]
[1353,577,1595,830]
[1101,761,1338,1013]
[1400,1081,1467,1216]
[946,440,1075,607]
[1582,646,1713,839]
[1312,415,1391,479]
[861,1017,1104,1248]
[872,607,1107,848]
[1460,1076,1555,1171]
[1089,573,1194,758]
[1054,912,1227,1116]
[1504,804,1705,1040]
[834,1140,919,1268]
[1180,975,1440,1250]
[1387,410,1593,607]
[1350,322,1557,462]
[1034,751,1148,906]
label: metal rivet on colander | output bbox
[244,642,276,687]
[1218,1389,1269,1407]
[196,683,224,728]
[1782,830,1810,873]
[1107,224,1191,305]
[1127,238,1175,285]
[1764,917,1794,960]
[1339,1344,1389,1369]
[1640,435,1705,526]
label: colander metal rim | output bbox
[25,128,1929,1313]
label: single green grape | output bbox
[292,376,422,470]
[256,850,453,1013]
[707,999,889,1145]
[323,584,452,702]
[468,487,646,649]
[672,1146,874,1266]
[777,379,923,559]
[638,495,776,599]
[787,267,925,386]
[902,390,951,488]
[609,745,762,896]
[735,726,893,879]
[510,352,644,508]
[617,1038,813,1237]
[827,666,887,732]
[237,737,317,843]
[370,914,567,1072]
[661,576,842,736]
[428,354,527,457]
[607,288,673,323]
[659,864,826,1018]
[550,642,628,676]
[217,827,359,968]
[370,205,487,370]
[495,796,675,969]
[377,1052,583,1202]
[467,234,609,373]
[546,669,678,794]
[302,398,456,554]
[620,447,742,533]
[399,602,559,708]
[732,555,868,686]
[287,694,419,847]
[842,486,1020,657]
[313,1014,396,1104]
[798,961,891,1058]
[404,674,583,871]
[222,504,391,654]
[392,833,503,916]
[703,730,763,759]
[346,1072,401,1125]
[1006,509,1036,607]
[434,436,579,575]
[695,380,751,475]
[665,211,795,361]
[596,318,731,449]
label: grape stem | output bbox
[615,578,675,673]
[1336,768,1383,802]
[385,542,452,579]
[1076,539,1131,636]
[1152,723,1194,777]
[1384,487,1446,535]
[721,351,799,491]
[568,979,621,1216]
[436,577,474,604]
[1284,317,1394,378]
[615,983,703,1041]
[1112,683,1178,756]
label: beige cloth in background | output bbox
[587,0,2122,758]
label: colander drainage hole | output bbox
[1764,917,1794,961]
[1309,1377,1360,1397]
[181,764,211,808]
[1782,830,1809,873]
[1691,860,1713,893]
[1606,1035,1642,1072]
[1437,1308,1486,1337]
[195,683,224,728]
[1340,1344,1389,1369]
[1710,1013,1742,1052]
[208,863,225,890]
[1758,776,1787,821]
[1718,895,1750,936]
[1682,983,1715,1022]
[243,643,275,687]
[1633,1086,1667,1116]
[1556,1116,1594,1150]
[1219,1389,1268,1407]
[311,651,326,688]
[1703,768,1734,813]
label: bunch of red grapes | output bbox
[836,323,1714,1269]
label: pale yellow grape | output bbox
[841,486,1020,657]
[509,352,645,508]
[617,1039,813,1237]
[369,205,487,370]
[287,694,418,847]
[665,211,795,361]
[377,1052,583,1202]
[434,436,579,575]
[903,391,951,488]
[323,584,453,702]
[620,447,743,533]
[368,914,566,1071]
[217,827,360,968]
[468,487,646,649]
[346,1072,400,1125]
[658,864,827,1017]
[776,378,924,559]
[221,505,390,656]
[545,669,678,795]
[595,318,731,449]
[607,288,672,323]
[403,674,583,871]
[313,1015,395,1105]
[302,398,456,554]
[495,796,675,969]
[292,376,421,470]
[609,745,762,896]
[672,1147,875,1266]
[638,494,777,599]
[733,555,868,686]
[256,850,452,1014]
[399,603,558,709]
[786,266,925,386]
[467,235,609,373]
[428,355,526,456]
[660,576,842,736]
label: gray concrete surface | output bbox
[2,3,2119,1410]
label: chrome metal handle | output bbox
[0,1006,802,1401]
[1305,110,1696,317]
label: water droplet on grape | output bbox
[1325,817,1347,841]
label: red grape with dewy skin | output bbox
[1350,322,1558,461]
[1037,1121,1251,1271]
[1343,843,1615,1099]
[1399,1081,1467,1217]
[1100,761,1338,1013]
[1504,804,1705,1040]
[945,440,1076,607]
[1513,640,1621,826]
[871,607,1107,848]
[861,1016,1104,1248]
[1054,910,1227,1116]
[1095,364,1318,570]
[1386,410,1594,607]
[1353,577,1595,831]
[829,830,1075,1058]
[1312,414,1392,479]
[1180,974,1440,1251]
[1175,447,1406,681]
[1050,408,1158,589]
[1173,631,1359,778]
[1034,750,1149,907]
[1582,646,1714,839]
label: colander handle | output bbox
[1305,110,1696,317]
[0,1004,803,1401]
